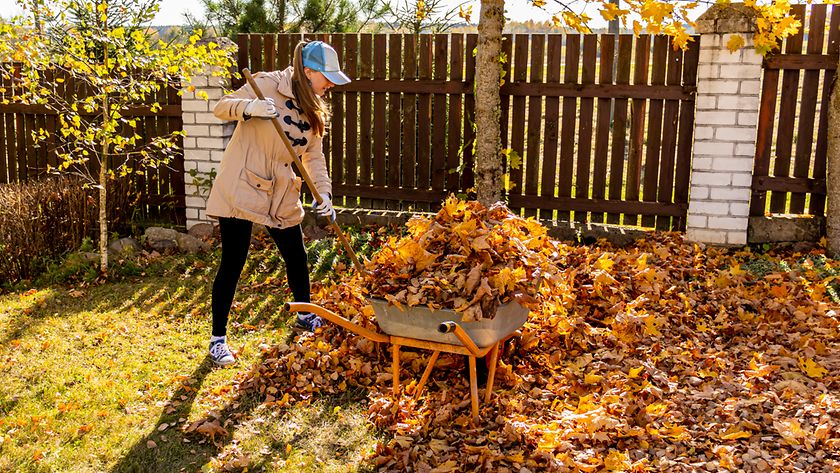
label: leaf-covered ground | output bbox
[193,202,840,472]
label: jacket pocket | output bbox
[274,175,304,222]
[234,168,274,215]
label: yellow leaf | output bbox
[584,372,603,384]
[604,449,630,471]
[720,429,751,440]
[726,34,745,52]
[774,419,806,446]
[628,366,644,379]
[798,357,828,379]
[595,253,615,271]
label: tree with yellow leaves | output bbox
[0,0,234,272]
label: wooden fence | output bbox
[752,3,839,219]
[0,69,186,227]
[237,32,700,230]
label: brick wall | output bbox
[181,71,234,229]
[686,4,761,245]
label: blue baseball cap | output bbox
[302,41,351,86]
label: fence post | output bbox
[181,43,236,230]
[686,4,761,246]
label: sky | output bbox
[0,0,569,25]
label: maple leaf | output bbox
[798,357,827,379]
[726,34,745,53]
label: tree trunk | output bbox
[100,30,109,273]
[827,73,840,257]
[474,0,504,207]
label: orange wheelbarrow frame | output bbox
[285,302,519,423]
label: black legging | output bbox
[211,217,310,336]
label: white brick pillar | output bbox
[686,4,761,246]
[181,65,235,229]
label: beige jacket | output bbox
[205,67,331,229]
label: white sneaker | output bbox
[209,339,236,366]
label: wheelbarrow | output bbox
[284,299,528,422]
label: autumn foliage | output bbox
[364,197,550,321]
[193,199,839,472]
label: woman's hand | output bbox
[312,195,336,222]
[244,98,279,118]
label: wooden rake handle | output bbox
[242,68,365,275]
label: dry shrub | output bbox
[0,176,97,283]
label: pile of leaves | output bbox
[363,197,554,321]
[190,199,840,472]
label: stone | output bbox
[187,223,215,241]
[108,237,140,256]
[145,227,180,253]
[176,233,211,253]
[748,215,824,243]
[302,223,329,241]
[695,3,757,34]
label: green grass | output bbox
[0,232,384,473]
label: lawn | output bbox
[0,231,383,473]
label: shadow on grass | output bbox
[108,355,257,473]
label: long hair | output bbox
[292,41,330,137]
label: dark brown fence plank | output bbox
[331,34,345,203]
[811,5,840,216]
[541,35,562,221]
[45,69,58,171]
[764,54,837,70]
[558,34,579,222]
[387,34,402,210]
[359,34,373,209]
[591,34,614,224]
[524,34,545,218]
[751,69,781,217]
[372,34,387,209]
[769,4,805,213]
[463,33,477,190]
[249,34,263,73]
[431,34,448,194]
[401,34,417,205]
[607,35,632,225]
[674,38,699,230]
[509,34,529,209]
[790,4,826,213]
[237,34,249,87]
[625,35,650,226]
[500,34,513,152]
[642,36,668,227]
[278,34,291,70]
[0,72,7,183]
[344,34,358,207]
[168,85,186,226]
[656,41,683,230]
[416,35,433,212]
[447,34,464,193]
[575,34,597,223]
[264,34,276,71]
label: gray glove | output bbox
[244,98,278,118]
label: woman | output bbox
[204,40,351,366]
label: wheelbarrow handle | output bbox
[438,321,481,357]
[285,302,389,343]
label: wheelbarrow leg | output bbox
[414,350,440,399]
[484,342,501,403]
[468,356,479,422]
[392,344,400,395]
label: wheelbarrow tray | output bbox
[367,298,528,348]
